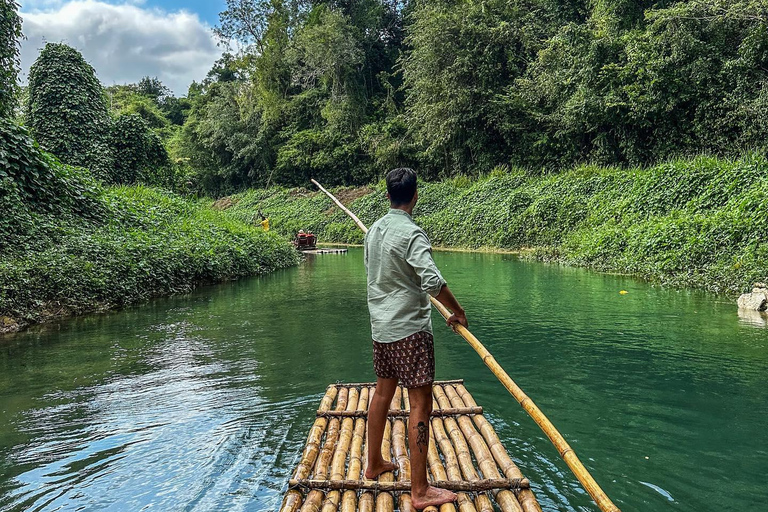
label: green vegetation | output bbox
[0,85,298,330]
[26,43,114,177]
[174,0,768,192]
[0,21,298,331]
[226,155,768,294]
[3,0,767,329]
[0,0,22,119]
[0,119,299,330]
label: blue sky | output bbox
[18,0,231,95]
[141,0,224,25]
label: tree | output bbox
[215,0,280,53]
[26,43,113,176]
[0,0,22,118]
[137,76,171,104]
[401,0,547,176]
[110,113,169,184]
[106,84,169,129]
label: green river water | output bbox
[1,248,767,511]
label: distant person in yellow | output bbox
[258,210,270,232]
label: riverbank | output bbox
[0,186,299,334]
[0,123,299,334]
[224,155,767,294]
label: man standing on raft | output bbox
[363,167,468,509]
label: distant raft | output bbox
[279,379,542,512]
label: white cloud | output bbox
[19,1,224,95]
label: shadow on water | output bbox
[1,248,767,511]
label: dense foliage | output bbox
[0,0,22,118]
[110,114,169,184]
[26,43,114,176]
[24,43,178,186]
[226,156,768,293]
[0,118,101,216]
[4,0,767,328]
[174,0,768,192]
[0,116,299,329]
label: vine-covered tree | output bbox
[26,43,113,175]
[110,114,169,184]
[0,0,23,118]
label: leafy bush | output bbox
[0,118,101,216]
[26,43,113,176]
[1,117,299,327]
[0,185,299,325]
[110,113,169,184]
[230,156,768,293]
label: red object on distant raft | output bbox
[294,231,317,250]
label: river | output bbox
[1,248,766,511]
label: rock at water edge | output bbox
[737,292,767,311]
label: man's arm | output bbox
[434,284,468,330]
[406,232,468,330]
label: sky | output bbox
[18,0,229,95]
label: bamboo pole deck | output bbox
[311,179,621,512]
[280,382,542,512]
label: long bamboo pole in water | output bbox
[311,179,621,512]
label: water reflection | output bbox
[737,308,768,328]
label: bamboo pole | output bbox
[313,180,620,512]
[374,388,401,512]
[454,385,542,512]
[431,390,495,512]
[341,387,369,512]
[393,385,414,512]
[425,425,458,512]
[431,418,492,512]
[317,406,482,418]
[430,414,480,512]
[360,388,375,512]
[434,386,522,512]
[300,387,348,512]
[392,415,414,512]
[312,179,369,233]
[280,386,339,512]
[321,387,360,512]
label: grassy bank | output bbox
[1,122,299,333]
[225,155,768,294]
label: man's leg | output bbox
[408,384,457,509]
[364,376,399,479]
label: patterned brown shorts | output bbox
[372,331,435,389]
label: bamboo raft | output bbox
[303,248,349,255]
[279,379,543,512]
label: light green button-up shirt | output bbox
[364,209,447,343]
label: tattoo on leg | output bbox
[415,421,428,453]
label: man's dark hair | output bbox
[386,167,418,205]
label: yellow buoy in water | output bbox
[619,290,629,295]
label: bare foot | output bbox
[364,460,398,479]
[411,486,458,510]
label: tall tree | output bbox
[216,0,281,53]
[0,0,22,118]
[26,43,113,175]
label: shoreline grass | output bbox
[225,155,768,295]
[1,186,300,334]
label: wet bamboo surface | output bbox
[280,382,542,512]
